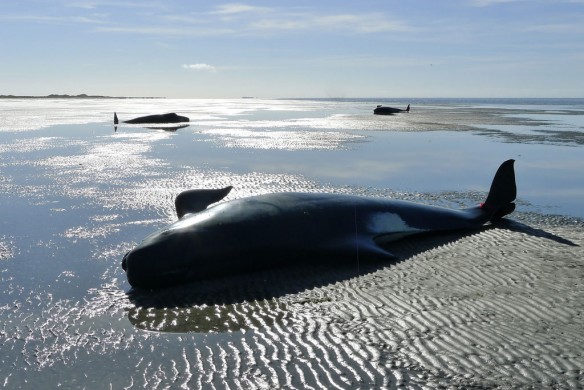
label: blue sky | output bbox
[1,0,583,98]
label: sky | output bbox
[1,0,583,98]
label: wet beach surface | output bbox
[1,98,583,388]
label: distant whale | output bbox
[114,112,189,124]
[122,160,517,289]
[374,104,410,115]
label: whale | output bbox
[374,104,410,115]
[122,160,517,289]
[114,112,190,124]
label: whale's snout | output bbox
[120,238,198,289]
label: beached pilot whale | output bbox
[114,112,189,124]
[374,104,410,115]
[122,160,517,289]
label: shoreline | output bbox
[0,94,163,99]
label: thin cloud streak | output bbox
[469,0,525,6]
[96,26,235,36]
[0,13,108,25]
[95,4,414,36]
[521,22,584,34]
[183,63,217,72]
[212,3,271,15]
[3,3,415,37]
[63,0,166,10]
[250,13,412,33]
[469,0,584,5]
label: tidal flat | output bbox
[1,98,583,388]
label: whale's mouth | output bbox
[121,251,129,271]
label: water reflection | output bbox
[125,261,381,333]
[202,128,365,150]
[146,124,190,132]
[114,124,191,132]
[127,299,288,333]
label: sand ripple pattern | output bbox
[305,223,584,388]
[3,218,582,388]
[123,222,584,389]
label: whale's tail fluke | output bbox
[480,159,516,222]
[405,104,410,112]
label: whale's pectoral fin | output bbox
[341,237,397,260]
[175,186,233,218]
[356,238,396,260]
[323,236,396,260]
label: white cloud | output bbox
[469,0,525,6]
[213,3,271,15]
[182,63,217,72]
[85,4,412,37]
[249,11,413,34]
[0,13,107,25]
[97,25,234,35]
[65,1,166,10]
[313,14,412,33]
[467,0,580,6]
[522,22,584,34]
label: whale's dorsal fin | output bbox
[175,186,233,218]
[480,159,516,222]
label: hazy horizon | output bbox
[2,95,583,100]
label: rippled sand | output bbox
[1,99,583,388]
[3,215,583,388]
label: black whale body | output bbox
[116,112,190,124]
[374,104,410,115]
[122,160,517,289]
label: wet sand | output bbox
[1,98,583,388]
[3,215,582,388]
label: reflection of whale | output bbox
[145,124,190,132]
[373,104,410,115]
[127,292,288,333]
[114,112,190,124]
[126,260,388,332]
[122,160,517,289]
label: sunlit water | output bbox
[1,98,583,388]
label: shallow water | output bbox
[1,98,583,388]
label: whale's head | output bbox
[122,231,197,289]
[121,212,219,289]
